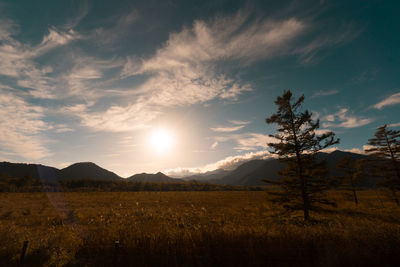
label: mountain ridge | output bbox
[127,172,182,183]
[0,150,370,186]
[0,161,175,183]
[184,150,369,186]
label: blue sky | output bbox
[0,0,399,177]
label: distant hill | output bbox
[58,162,122,181]
[0,161,122,182]
[0,162,58,181]
[127,172,181,183]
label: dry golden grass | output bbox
[1,190,400,266]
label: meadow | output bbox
[1,191,400,266]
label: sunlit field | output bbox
[1,191,400,266]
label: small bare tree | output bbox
[336,156,363,205]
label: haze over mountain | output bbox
[0,150,374,187]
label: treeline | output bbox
[0,176,266,192]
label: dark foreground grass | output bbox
[1,191,400,266]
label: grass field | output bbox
[1,191,400,266]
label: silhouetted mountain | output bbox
[0,162,58,181]
[316,150,365,172]
[127,172,180,183]
[213,159,283,186]
[59,162,122,181]
[0,150,373,187]
[201,151,368,186]
[183,169,231,182]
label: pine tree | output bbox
[336,156,362,205]
[265,90,339,220]
[365,125,400,205]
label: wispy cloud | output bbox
[295,22,361,64]
[123,13,306,76]
[228,120,251,125]
[311,89,338,98]
[70,12,308,132]
[34,10,358,133]
[211,141,219,149]
[91,9,139,46]
[212,150,274,170]
[0,90,51,160]
[314,129,332,135]
[61,55,124,100]
[34,28,80,55]
[61,103,156,132]
[388,122,400,127]
[62,0,90,29]
[211,125,245,133]
[214,133,276,151]
[373,92,400,110]
[234,133,276,151]
[50,124,74,133]
[322,108,373,128]
[166,150,274,176]
[0,17,81,99]
[351,69,379,83]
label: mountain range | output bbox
[198,150,368,186]
[0,161,121,182]
[181,150,370,186]
[0,150,371,186]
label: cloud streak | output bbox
[211,125,245,133]
[0,19,81,99]
[373,92,400,110]
[322,108,373,128]
[229,120,251,125]
[311,89,338,98]
[214,133,276,151]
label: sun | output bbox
[148,128,174,154]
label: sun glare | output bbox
[149,128,174,154]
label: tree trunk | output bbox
[391,188,400,206]
[288,103,310,221]
[302,183,310,220]
[352,188,358,205]
[350,177,358,205]
[385,133,400,183]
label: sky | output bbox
[0,0,399,177]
